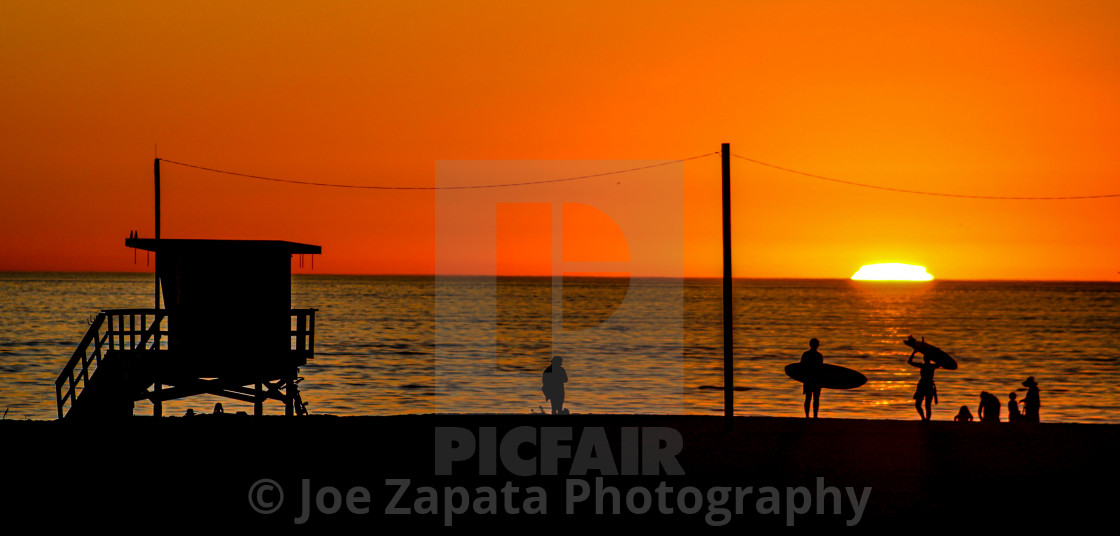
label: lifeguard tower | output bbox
[55,237,321,419]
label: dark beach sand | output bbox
[2,414,1115,530]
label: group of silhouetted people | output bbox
[540,338,1045,422]
[798,337,943,420]
[955,376,1041,424]
[797,337,1043,423]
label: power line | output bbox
[160,153,718,190]
[162,151,1118,199]
[732,154,1120,200]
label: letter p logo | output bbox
[435,160,684,414]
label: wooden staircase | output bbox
[55,310,165,419]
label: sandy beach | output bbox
[2,414,1114,530]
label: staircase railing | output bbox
[55,312,106,419]
[55,309,167,419]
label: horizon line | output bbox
[1,269,1118,284]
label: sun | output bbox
[851,263,934,281]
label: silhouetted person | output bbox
[800,338,824,418]
[1023,376,1041,423]
[542,356,568,415]
[213,402,224,415]
[909,349,940,421]
[978,391,1001,424]
[1008,392,1022,423]
[954,405,973,422]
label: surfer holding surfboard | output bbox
[904,335,957,421]
[784,338,867,418]
[800,339,824,418]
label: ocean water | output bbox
[1,273,1117,423]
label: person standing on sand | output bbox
[801,338,824,419]
[909,350,941,421]
[1023,376,1041,423]
[542,356,569,415]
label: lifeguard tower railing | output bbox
[55,308,316,419]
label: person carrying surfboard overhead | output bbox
[908,345,941,421]
[903,335,959,421]
[801,338,824,418]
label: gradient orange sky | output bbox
[2,1,1118,280]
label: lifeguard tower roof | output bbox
[125,238,321,255]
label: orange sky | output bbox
[2,1,1118,280]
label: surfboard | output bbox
[903,336,958,370]
[785,363,867,389]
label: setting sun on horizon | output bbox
[851,263,934,281]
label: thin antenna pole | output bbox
[153,156,162,418]
[722,143,734,427]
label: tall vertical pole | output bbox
[722,143,734,427]
[153,158,162,417]
[154,158,161,310]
